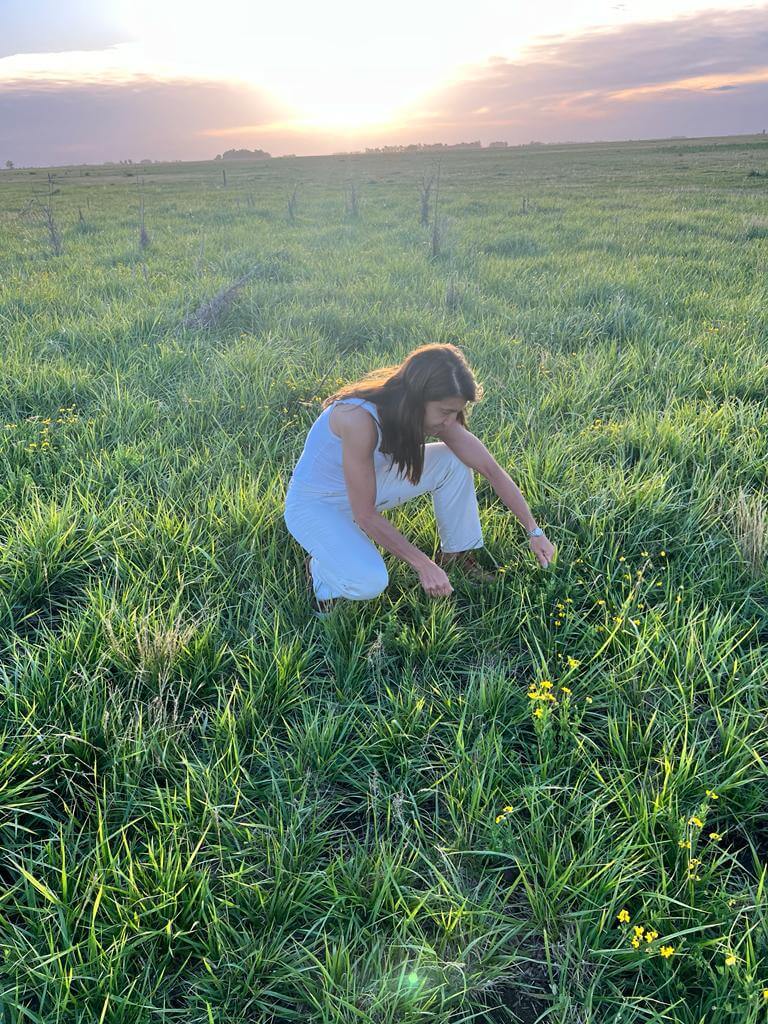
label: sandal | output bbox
[435,548,499,583]
[304,555,340,617]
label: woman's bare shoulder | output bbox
[328,403,378,445]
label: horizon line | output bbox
[4,129,766,171]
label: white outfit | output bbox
[283,397,484,602]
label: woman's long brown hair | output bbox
[322,343,483,485]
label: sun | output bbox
[112,0,491,130]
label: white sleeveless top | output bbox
[285,397,395,501]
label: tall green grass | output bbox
[0,135,766,1022]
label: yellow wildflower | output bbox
[644,930,659,943]
[659,945,675,958]
[495,814,504,823]
[566,656,581,668]
[689,816,704,828]
[762,988,768,999]
[709,832,723,841]
[705,790,719,800]
[725,955,737,966]
[560,686,572,694]
[678,839,691,849]
[533,707,544,718]
[633,925,645,937]
[503,805,514,813]
[630,936,641,948]
[540,680,553,689]
[617,908,630,923]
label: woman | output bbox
[283,343,555,616]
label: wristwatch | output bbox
[527,526,544,538]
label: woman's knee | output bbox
[344,562,389,600]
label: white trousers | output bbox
[284,442,484,601]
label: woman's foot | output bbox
[435,548,498,583]
[305,555,340,617]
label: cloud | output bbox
[2,4,767,162]
[0,78,290,164]
[395,5,768,141]
[1,0,128,59]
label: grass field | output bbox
[0,134,767,1022]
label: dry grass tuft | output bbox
[181,253,289,330]
[730,485,767,577]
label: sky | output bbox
[1,0,767,165]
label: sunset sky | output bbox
[1,0,767,165]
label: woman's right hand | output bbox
[417,559,454,598]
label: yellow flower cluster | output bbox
[676,791,723,876]
[528,679,558,709]
[494,805,515,824]
[616,909,673,957]
[4,406,88,455]
[630,925,659,949]
[552,599,576,626]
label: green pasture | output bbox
[0,135,766,1022]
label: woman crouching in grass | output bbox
[284,343,556,616]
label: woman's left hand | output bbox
[529,533,556,569]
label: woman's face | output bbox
[423,397,467,436]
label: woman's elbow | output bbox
[352,506,379,530]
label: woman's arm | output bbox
[436,421,539,533]
[339,409,454,593]
[339,408,432,571]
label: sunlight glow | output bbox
[2,0,764,139]
[105,0,764,130]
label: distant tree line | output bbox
[362,140,520,153]
[364,141,484,153]
[214,148,272,161]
